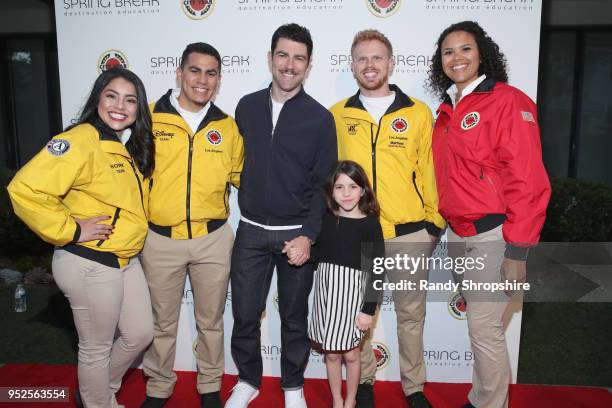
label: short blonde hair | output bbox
[351,29,393,58]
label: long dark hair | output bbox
[70,68,155,178]
[427,21,508,100]
[326,160,380,216]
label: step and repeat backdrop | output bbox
[55,0,542,383]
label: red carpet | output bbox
[0,364,610,407]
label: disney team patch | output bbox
[391,118,408,133]
[206,130,222,145]
[461,112,480,130]
[46,139,70,156]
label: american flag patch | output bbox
[521,111,535,122]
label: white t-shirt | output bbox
[271,97,284,133]
[359,92,395,124]
[169,88,210,133]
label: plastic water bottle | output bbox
[14,284,27,313]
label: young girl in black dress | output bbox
[300,160,384,408]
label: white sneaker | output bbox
[284,388,307,408]
[225,381,259,408]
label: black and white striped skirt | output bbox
[308,262,367,351]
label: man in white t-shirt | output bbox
[330,30,445,408]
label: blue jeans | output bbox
[230,221,314,389]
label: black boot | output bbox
[355,383,375,408]
[141,396,168,408]
[200,391,223,408]
[406,391,432,408]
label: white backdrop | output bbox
[55,0,542,383]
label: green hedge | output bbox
[0,169,53,258]
[541,178,612,242]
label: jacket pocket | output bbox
[96,208,121,247]
[412,171,424,208]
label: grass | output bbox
[0,284,610,387]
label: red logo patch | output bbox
[461,112,480,130]
[391,118,408,133]
[97,50,128,74]
[206,130,222,145]
[448,292,467,320]
[182,0,215,19]
[371,342,391,371]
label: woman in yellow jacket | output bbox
[8,68,155,408]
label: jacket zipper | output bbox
[370,122,382,193]
[127,159,145,213]
[186,136,194,239]
[96,207,121,247]
[269,94,275,141]
[412,171,424,207]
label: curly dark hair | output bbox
[325,160,380,217]
[427,21,508,100]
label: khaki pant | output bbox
[53,250,153,408]
[448,225,510,408]
[360,228,434,396]
[142,223,233,397]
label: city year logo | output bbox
[391,118,408,133]
[365,0,402,18]
[206,130,222,145]
[448,292,467,320]
[97,50,128,73]
[347,122,359,136]
[371,341,391,371]
[461,112,480,130]
[182,0,215,19]
[46,139,70,156]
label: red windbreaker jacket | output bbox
[432,79,551,247]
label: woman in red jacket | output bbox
[427,21,550,408]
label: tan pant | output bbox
[448,225,510,408]
[360,228,434,396]
[53,250,153,408]
[142,223,233,397]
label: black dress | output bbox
[308,212,384,351]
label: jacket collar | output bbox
[153,89,228,132]
[344,84,414,116]
[267,82,306,104]
[439,78,498,114]
[92,119,122,143]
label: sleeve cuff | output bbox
[361,301,377,316]
[300,226,318,244]
[71,223,81,244]
[424,222,442,237]
[505,244,530,261]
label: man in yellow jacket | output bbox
[330,30,445,408]
[141,43,244,408]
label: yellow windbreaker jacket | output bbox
[148,91,244,239]
[330,85,445,239]
[7,123,149,267]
